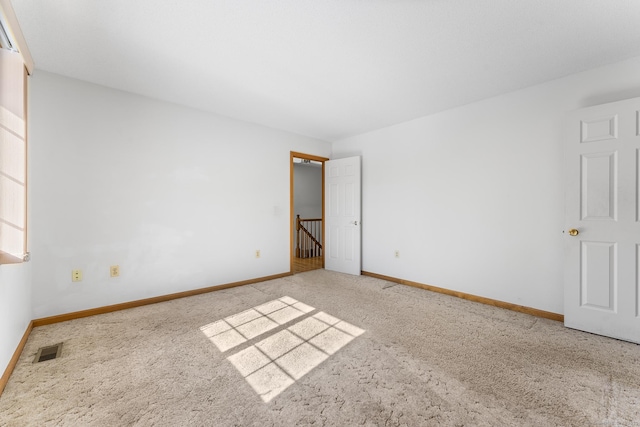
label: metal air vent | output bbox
[33,343,63,363]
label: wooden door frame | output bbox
[290,151,330,273]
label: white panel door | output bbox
[325,156,361,275]
[564,98,640,343]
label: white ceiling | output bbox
[11,0,640,141]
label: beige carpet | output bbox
[1,270,639,426]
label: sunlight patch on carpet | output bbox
[200,297,365,402]
[200,296,313,352]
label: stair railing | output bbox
[296,215,322,258]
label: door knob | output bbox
[568,229,579,236]
[351,221,358,226]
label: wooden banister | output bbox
[296,215,323,259]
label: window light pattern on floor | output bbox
[200,296,314,352]
[200,296,365,402]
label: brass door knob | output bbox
[568,229,579,236]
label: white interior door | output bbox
[325,156,361,275]
[564,98,640,343]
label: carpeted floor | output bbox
[1,270,639,426]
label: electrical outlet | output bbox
[110,265,120,277]
[72,269,82,282]
[395,250,400,258]
[255,249,261,258]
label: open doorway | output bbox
[290,152,329,274]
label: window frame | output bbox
[0,0,32,264]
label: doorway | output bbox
[290,152,328,274]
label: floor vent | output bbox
[33,343,63,363]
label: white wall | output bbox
[333,56,640,315]
[293,164,322,219]
[28,71,330,318]
[0,263,31,381]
